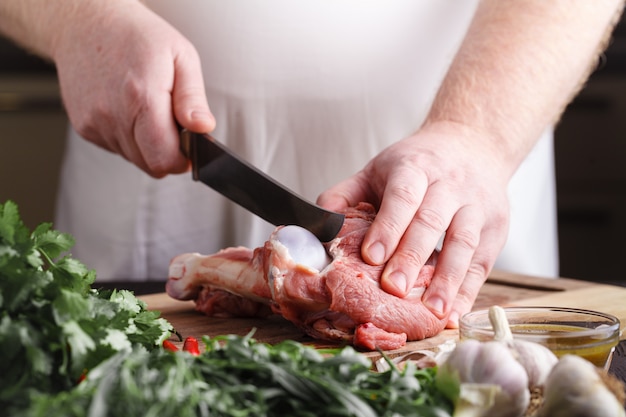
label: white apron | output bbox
[55,0,558,281]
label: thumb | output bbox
[172,49,216,133]
[317,173,376,212]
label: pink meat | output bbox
[167,202,446,350]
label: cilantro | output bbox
[0,200,453,416]
[0,201,172,412]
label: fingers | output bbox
[417,205,481,316]
[135,46,216,178]
[350,131,510,323]
[172,48,216,134]
[444,265,489,329]
[362,173,429,269]
[377,191,505,322]
[112,67,185,178]
[441,215,508,327]
[377,208,448,299]
[131,97,185,178]
[362,173,505,324]
[316,172,376,212]
[324,163,485,318]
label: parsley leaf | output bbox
[1,200,452,416]
[0,200,172,412]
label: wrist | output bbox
[417,118,523,181]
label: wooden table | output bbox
[140,270,626,380]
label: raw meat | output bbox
[166,202,446,350]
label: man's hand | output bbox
[318,121,510,327]
[50,1,215,177]
[320,0,623,329]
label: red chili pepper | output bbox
[77,369,88,384]
[183,336,200,356]
[162,339,179,352]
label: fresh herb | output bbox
[23,334,453,417]
[0,200,453,416]
[0,201,172,412]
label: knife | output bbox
[180,130,345,242]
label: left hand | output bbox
[317,121,512,327]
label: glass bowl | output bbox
[459,306,621,369]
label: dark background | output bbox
[554,17,626,284]
[1,16,626,285]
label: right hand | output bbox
[51,1,215,177]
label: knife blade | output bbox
[180,130,345,242]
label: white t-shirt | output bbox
[55,1,558,281]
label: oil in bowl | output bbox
[459,306,621,369]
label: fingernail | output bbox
[447,311,460,328]
[367,242,386,265]
[425,296,445,316]
[388,271,407,295]
[191,109,210,120]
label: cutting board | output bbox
[140,270,626,359]
[508,283,626,322]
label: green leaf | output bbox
[53,288,91,324]
[109,289,144,315]
[32,224,75,261]
[49,257,95,293]
[101,329,133,352]
[0,200,173,414]
[0,200,22,245]
[63,321,96,358]
[0,201,452,417]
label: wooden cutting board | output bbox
[140,269,626,359]
[508,284,626,321]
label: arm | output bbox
[427,0,623,171]
[0,0,215,177]
[419,0,624,324]
[319,0,624,326]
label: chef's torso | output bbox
[55,1,558,280]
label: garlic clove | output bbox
[508,338,558,387]
[488,306,558,388]
[538,354,626,417]
[437,339,530,417]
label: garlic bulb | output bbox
[436,306,559,417]
[436,339,531,417]
[489,306,558,387]
[538,354,626,417]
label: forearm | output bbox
[0,1,77,58]
[0,0,137,60]
[425,0,624,175]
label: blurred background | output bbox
[1,19,625,284]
